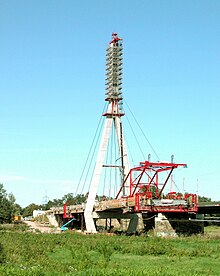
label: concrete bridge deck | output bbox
[47,200,220,218]
[45,200,220,235]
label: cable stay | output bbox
[76,101,125,200]
[123,100,189,195]
[124,114,146,160]
[124,99,160,161]
[75,103,107,196]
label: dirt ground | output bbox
[24,221,61,234]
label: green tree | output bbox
[198,195,212,203]
[62,193,75,205]
[22,203,40,217]
[67,193,87,205]
[41,200,58,210]
[13,203,22,215]
[0,183,16,223]
[39,193,88,210]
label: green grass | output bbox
[0,228,220,275]
[205,225,220,238]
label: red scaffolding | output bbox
[116,160,198,213]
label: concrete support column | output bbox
[195,214,204,233]
[127,213,145,234]
[119,219,130,231]
[154,213,177,237]
[46,214,59,227]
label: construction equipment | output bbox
[60,218,76,231]
[13,215,22,222]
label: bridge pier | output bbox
[84,211,97,233]
[196,214,204,232]
[154,213,204,237]
[154,213,177,237]
[46,214,59,227]
[93,212,145,234]
[127,213,145,234]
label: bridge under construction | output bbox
[47,33,217,235]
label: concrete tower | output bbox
[84,33,130,233]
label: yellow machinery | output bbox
[13,215,22,222]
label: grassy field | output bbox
[0,225,220,275]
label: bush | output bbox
[0,243,6,263]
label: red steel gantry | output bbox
[116,160,198,213]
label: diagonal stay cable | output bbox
[125,115,146,160]
[81,116,105,195]
[75,103,107,196]
[85,105,108,194]
[124,99,160,160]
[123,128,135,167]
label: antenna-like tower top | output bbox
[105,33,123,115]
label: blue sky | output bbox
[0,0,219,207]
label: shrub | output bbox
[0,243,6,263]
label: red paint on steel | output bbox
[116,160,198,214]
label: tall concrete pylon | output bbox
[84,33,130,233]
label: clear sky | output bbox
[0,0,219,207]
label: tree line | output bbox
[0,184,22,223]
[0,182,216,224]
[0,183,108,222]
